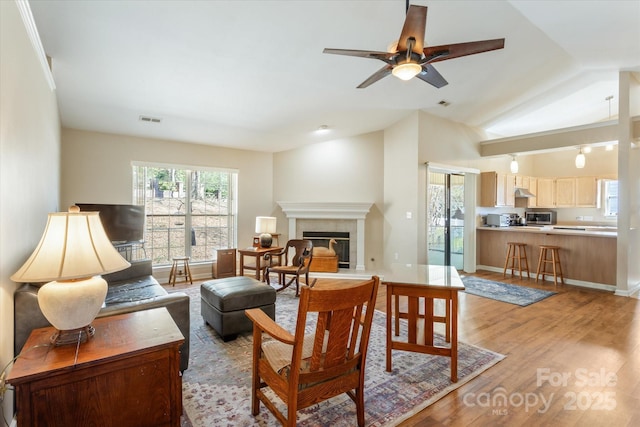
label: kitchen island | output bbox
[477,226,616,290]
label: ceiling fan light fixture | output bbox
[392,62,422,81]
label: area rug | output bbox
[174,282,504,427]
[461,276,556,306]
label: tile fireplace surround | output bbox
[277,202,373,271]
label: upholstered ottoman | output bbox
[201,276,276,341]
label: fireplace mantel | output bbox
[277,202,373,271]
[278,202,373,219]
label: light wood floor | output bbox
[168,270,640,427]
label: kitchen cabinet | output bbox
[555,177,576,207]
[555,176,599,208]
[575,176,598,207]
[480,172,515,207]
[528,177,538,207]
[536,178,555,207]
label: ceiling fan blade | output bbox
[397,5,427,54]
[323,48,393,62]
[357,65,393,89]
[415,64,448,88]
[423,38,505,63]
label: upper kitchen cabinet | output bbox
[575,176,598,207]
[480,172,515,207]
[540,176,599,208]
[555,176,599,208]
[555,177,576,207]
[528,177,538,208]
[536,178,556,208]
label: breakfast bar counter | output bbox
[477,226,617,289]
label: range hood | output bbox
[514,187,535,198]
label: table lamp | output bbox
[11,206,131,345]
[255,216,276,248]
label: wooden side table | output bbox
[7,308,185,427]
[383,264,465,383]
[238,246,282,281]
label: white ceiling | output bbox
[29,0,640,153]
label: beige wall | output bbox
[273,132,385,270]
[1,1,60,419]
[384,113,420,265]
[61,129,274,253]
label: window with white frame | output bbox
[603,179,618,217]
[133,163,238,265]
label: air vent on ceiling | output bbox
[139,115,162,123]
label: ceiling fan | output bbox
[323,4,505,89]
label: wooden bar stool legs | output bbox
[503,242,530,279]
[169,256,193,286]
[536,246,564,286]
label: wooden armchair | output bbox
[245,276,380,427]
[264,239,314,296]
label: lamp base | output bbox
[260,233,273,248]
[50,325,96,346]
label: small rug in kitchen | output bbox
[176,283,505,427]
[460,276,556,306]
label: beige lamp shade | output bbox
[11,206,130,341]
[255,216,277,234]
[11,207,130,283]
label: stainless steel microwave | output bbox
[525,211,557,225]
[487,213,510,227]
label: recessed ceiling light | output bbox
[315,125,330,134]
[582,146,592,154]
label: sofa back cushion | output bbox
[102,259,153,283]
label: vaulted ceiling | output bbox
[29,0,640,153]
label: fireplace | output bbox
[277,202,373,271]
[302,231,350,269]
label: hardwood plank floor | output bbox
[169,270,640,426]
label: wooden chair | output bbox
[245,276,380,427]
[264,239,314,296]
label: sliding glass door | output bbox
[427,171,465,269]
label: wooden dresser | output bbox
[7,307,185,427]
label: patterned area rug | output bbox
[461,276,556,306]
[176,282,504,427]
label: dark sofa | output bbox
[14,259,190,372]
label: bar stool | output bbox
[169,256,193,286]
[503,242,530,279]
[536,245,564,286]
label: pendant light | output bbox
[510,155,519,174]
[575,147,586,169]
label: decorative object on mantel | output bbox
[11,206,130,345]
[255,216,276,248]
